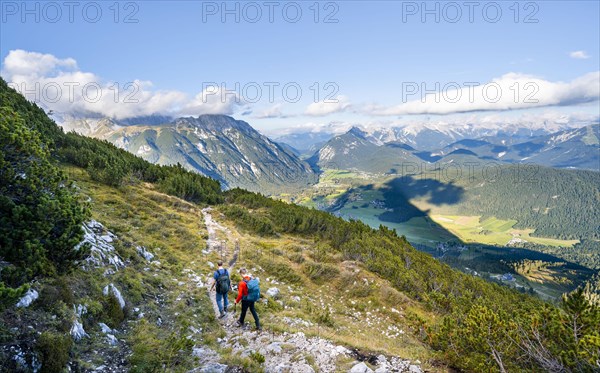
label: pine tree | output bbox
[0,107,88,293]
[560,288,600,369]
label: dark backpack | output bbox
[244,278,260,302]
[215,269,230,294]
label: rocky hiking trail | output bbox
[6,209,425,373]
[198,208,424,373]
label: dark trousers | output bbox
[239,300,260,328]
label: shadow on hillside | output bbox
[326,176,464,225]
[382,175,465,206]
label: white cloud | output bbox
[267,120,356,137]
[178,86,244,117]
[254,104,292,119]
[365,72,600,116]
[305,95,351,116]
[4,50,598,127]
[2,49,77,77]
[1,49,243,120]
[570,50,590,59]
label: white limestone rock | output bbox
[409,365,422,373]
[71,320,88,341]
[16,289,38,308]
[349,362,373,373]
[103,283,125,309]
[106,334,118,346]
[266,342,282,354]
[266,287,280,298]
[136,246,155,261]
[77,220,124,271]
[98,322,112,334]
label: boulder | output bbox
[98,322,112,334]
[136,246,155,261]
[103,283,125,309]
[266,287,280,298]
[335,345,349,355]
[16,289,38,308]
[106,334,118,346]
[71,320,88,341]
[266,342,283,354]
[199,363,228,373]
[349,362,373,373]
[409,365,422,373]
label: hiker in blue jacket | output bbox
[235,267,261,330]
[210,261,231,318]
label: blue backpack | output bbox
[244,278,260,302]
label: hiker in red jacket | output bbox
[235,267,261,330]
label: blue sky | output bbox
[1,1,599,133]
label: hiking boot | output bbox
[255,326,262,331]
[219,311,225,318]
[236,320,243,327]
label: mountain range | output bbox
[306,127,422,173]
[437,124,600,170]
[306,123,600,172]
[59,114,599,196]
[60,115,317,193]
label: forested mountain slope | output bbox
[388,165,600,241]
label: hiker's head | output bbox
[217,261,223,267]
[239,268,247,275]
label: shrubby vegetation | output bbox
[36,331,72,373]
[220,204,275,236]
[57,134,222,204]
[0,106,88,295]
[582,273,600,306]
[223,188,600,371]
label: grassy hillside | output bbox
[0,164,443,371]
[75,166,437,367]
[220,188,599,371]
[0,167,221,371]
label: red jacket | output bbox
[235,275,251,303]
